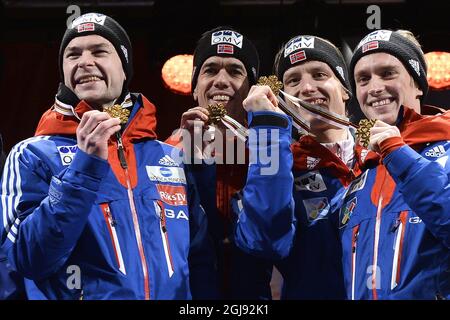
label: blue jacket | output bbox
[0,93,215,300]
[233,111,296,262]
[233,111,353,299]
[339,107,450,299]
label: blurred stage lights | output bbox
[161,54,193,95]
[425,51,450,90]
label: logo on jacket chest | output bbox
[156,184,187,206]
[146,166,187,184]
[339,197,357,228]
[295,171,327,192]
[57,145,78,166]
[302,197,330,222]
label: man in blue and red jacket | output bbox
[339,29,450,299]
[0,13,215,300]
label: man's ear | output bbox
[342,86,350,102]
[192,87,198,101]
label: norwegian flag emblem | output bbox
[217,44,234,54]
[289,50,306,64]
[362,41,379,53]
[77,23,95,33]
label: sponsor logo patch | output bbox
[284,36,315,57]
[336,66,345,80]
[357,30,392,49]
[57,145,78,166]
[77,22,95,33]
[346,170,368,196]
[303,197,330,222]
[121,45,129,63]
[156,184,187,206]
[71,13,106,29]
[158,155,179,167]
[425,145,446,158]
[289,50,306,64]
[217,44,234,54]
[146,166,187,184]
[294,171,327,192]
[340,197,357,228]
[211,30,243,48]
[408,59,420,76]
[362,40,379,53]
[306,156,320,170]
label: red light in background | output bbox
[425,51,450,90]
[161,54,193,95]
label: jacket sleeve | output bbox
[185,164,220,299]
[383,143,450,248]
[0,142,108,281]
[232,111,296,260]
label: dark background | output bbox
[0,0,449,151]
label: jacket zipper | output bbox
[117,133,151,300]
[155,200,175,277]
[371,195,383,300]
[351,225,360,300]
[100,203,126,274]
[390,210,407,290]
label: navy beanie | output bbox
[276,35,351,92]
[191,27,259,91]
[350,30,428,99]
[59,13,133,95]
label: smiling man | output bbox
[167,27,274,299]
[233,35,357,300]
[0,13,215,300]
[338,29,450,299]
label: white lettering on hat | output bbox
[211,30,243,49]
[71,13,106,29]
[409,59,420,76]
[357,30,392,49]
[284,36,315,58]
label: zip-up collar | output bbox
[291,134,359,186]
[35,92,157,142]
[354,105,450,171]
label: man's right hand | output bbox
[180,106,210,130]
[243,85,281,113]
[76,110,121,160]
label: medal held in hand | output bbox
[207,103,227,125]
[206,103,247,141]
[103,104,130,124]
[257,75,283,96]
[356,119,377,148]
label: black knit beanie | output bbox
[350,30,428,99]
[59,13,133,99]
[191,27,259,91]
[276,35,351,92]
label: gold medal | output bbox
[207,103,227,125]
[356,119,377,148]
[103,104,130,124]
[257,75,283,95]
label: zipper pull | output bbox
[352,231,359,253]
[391,218,401,233]
[105,206,117,227]
[116,133,128,169]
[157,200,167,233]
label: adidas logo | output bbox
[360,149,369,163]
[336,66,345,80]
[306,156,321,170]
[158,155,179,166]
[425,145,446,158]
[408,59,420,76]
